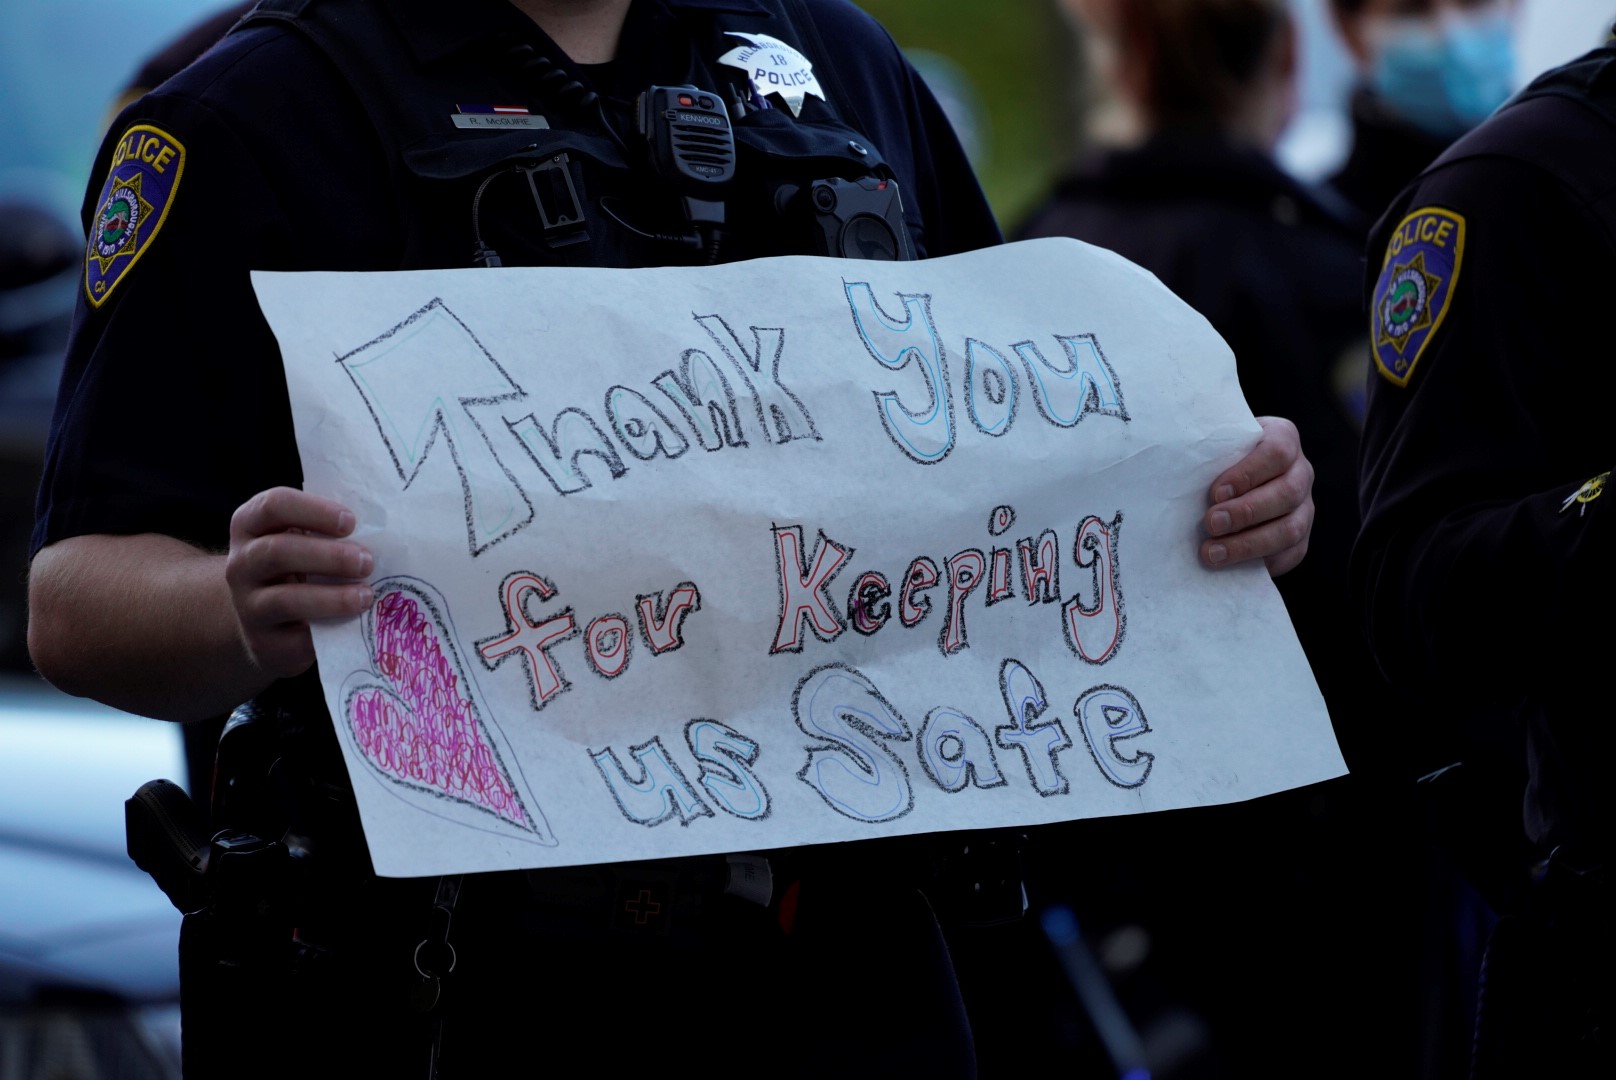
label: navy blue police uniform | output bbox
[1352,40,1616,1078]
[33,1,1002,1075]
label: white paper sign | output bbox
[253,237,1343,879]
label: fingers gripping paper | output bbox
[253,237,1342,878]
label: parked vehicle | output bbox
[0,675,187,1080]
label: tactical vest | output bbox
[191,0,958,902]
[240,0,919,271]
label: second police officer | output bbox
[1353,22,1616,1078]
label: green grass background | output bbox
[859,0,1083,235]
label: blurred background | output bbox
[1,2,1611,1078]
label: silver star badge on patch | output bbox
[718,32,825,117]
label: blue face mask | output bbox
[1368,6,1517,139]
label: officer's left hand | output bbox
[1200,416,1313,577]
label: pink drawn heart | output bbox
[345,583,532,830]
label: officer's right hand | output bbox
[226,487,374,680]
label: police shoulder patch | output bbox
[85,123,186,308]
[1370,206,1465,387]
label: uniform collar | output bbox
[384,0,770,66]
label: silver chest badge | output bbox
[718,32,824,117]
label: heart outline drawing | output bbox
[340,575,556,847]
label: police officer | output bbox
[27,0,1318,1074]
[1352,29,1616,1078]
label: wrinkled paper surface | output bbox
[253,237,1342,878]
